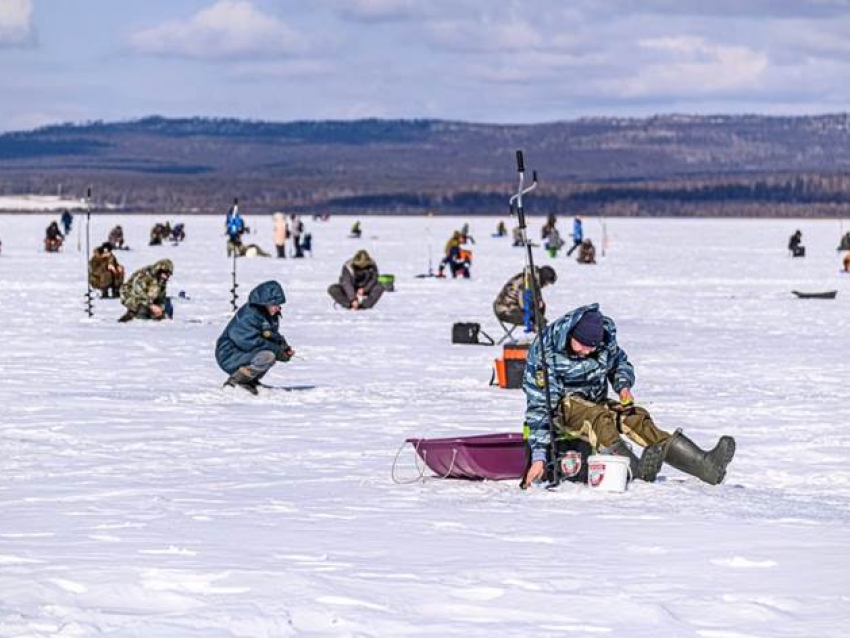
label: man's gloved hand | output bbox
[277,346,294,362]
[616,388,635,413]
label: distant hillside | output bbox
[1,115,849,216]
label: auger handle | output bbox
[516,150,525,173]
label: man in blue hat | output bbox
[522,304,735,487]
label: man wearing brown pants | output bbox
[522,305,736,488]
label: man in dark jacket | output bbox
[215,280,293,395]
[522,304,736,487]
[327,250,383,310]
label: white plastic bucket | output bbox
[587,454,631,492]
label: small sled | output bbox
[792,290,837,299]
[401,432,526,481]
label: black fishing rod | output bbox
[511,151,560,489]
[84,187,93,317]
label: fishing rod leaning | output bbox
[510,150,560,489]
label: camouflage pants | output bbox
[556,395,671,451]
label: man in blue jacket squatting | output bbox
[215,280,294,395]
[522,304,735,488]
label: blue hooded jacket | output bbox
[215,281,289,374]
[523,303,634,462]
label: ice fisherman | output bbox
[788,229,804,257]
[44,221,64,252]
[227,206,246,256]
[493,266,557,332]
[522,305,736,487]
[118,258,174,322]
[108,225,127,250]
[215,280,293,395]
[327,249,384,310]
[566,216,583,257]
[88,242,125,299]
[60,210,73,235]
[273,212,288,258]
[576,238,596,264]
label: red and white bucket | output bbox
[587,454,631,492]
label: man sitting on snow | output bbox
[215,280,294,395]
[522,305,736,488]
[327,250,384,310]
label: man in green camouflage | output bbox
[118,258,174,322]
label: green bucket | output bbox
[378,274,395,292]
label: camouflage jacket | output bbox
[523,303,634,462]
[120,259,171,312]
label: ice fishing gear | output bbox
[84,187,93,317]
[230,248,239,312]
[510,151,559,490]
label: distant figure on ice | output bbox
[495,220,507,237]
[545,225,565,257]
[522,305,736,488]
[118,258,174,322]
[227,206,246,256]
[843,251,850,272]
[108,225,128,250]
[788,229,805,257]
[60,210,73,235]
[541,214,557,240]
[837,231,850,252]
[437,232,472,278]
[290,214,304,258]
[328,250,384,310]
[273,212,288,258]
[170,222,186,243]
[460,223,475,244]
[493,266,557,332]
[350,220,362,238]
[149,223,168,246]
[44,221,64,252]
[566,216,583,257]
[215,280,293,395]
[511,226,528,247]
[88,242,125,299]
[576,239,597,264]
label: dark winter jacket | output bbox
[523,303,634,462]
[337,252,379,303]
[215,281,289,374]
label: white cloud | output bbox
[129,1,307,60]
[0,0,34,47]
[602,37,770,98]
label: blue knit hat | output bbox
[572,310,604,347]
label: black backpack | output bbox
[451,322,494,346]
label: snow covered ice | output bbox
[1,213,849,637]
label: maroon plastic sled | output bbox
[405,432,527,480]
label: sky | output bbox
[0,0,849,131]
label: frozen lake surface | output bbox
[1,212,849,637]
